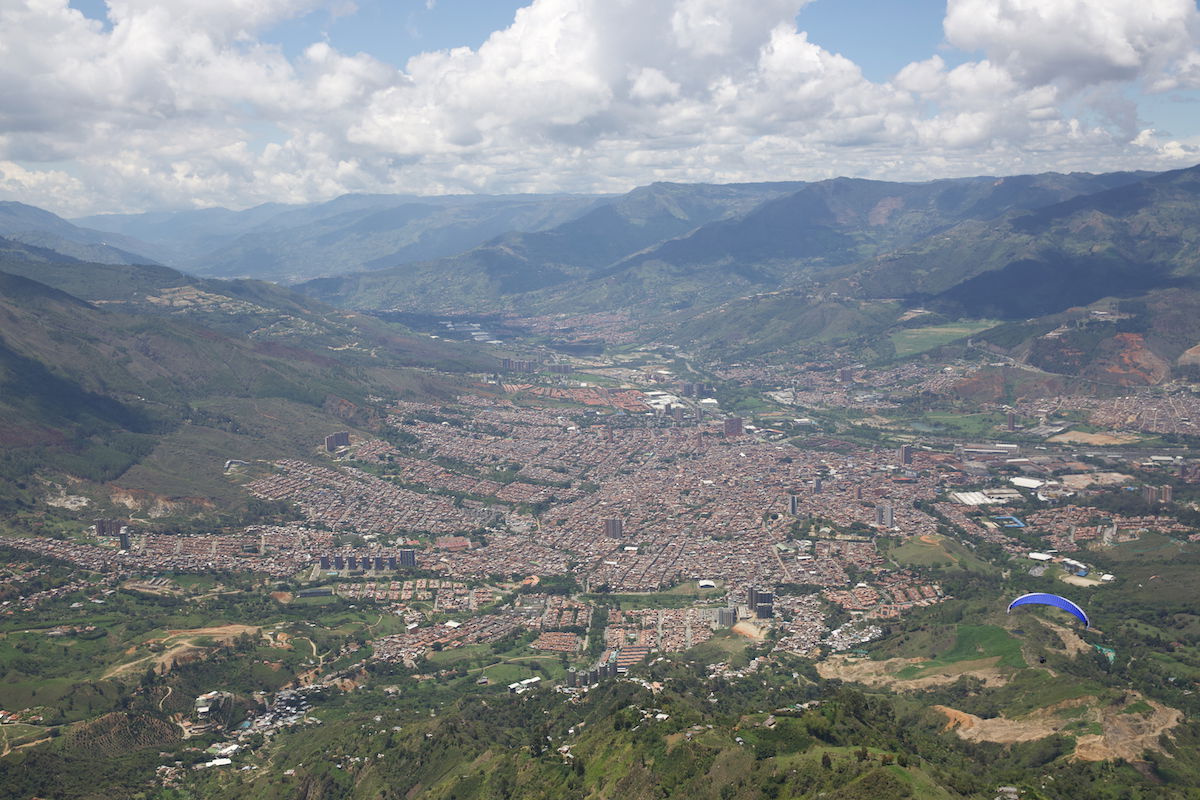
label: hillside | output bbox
[851,164,1200,317]
[652,166,1200,377]
[0,202,162,265]
[0,256,490,512]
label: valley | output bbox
[5,165,1200,799]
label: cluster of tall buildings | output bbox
[678,382,716,397]
[747,587,774,619]
[500,358,540,372]
[317,550,417,572]
[565,660,619,687]
[1142,485,1174,504]
[324,431,350,452]
[875,503,895,528]
[95,519,131,550]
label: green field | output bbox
[887,535,995,573]
[893,624,1026,679]
[582,592,714,609]
[890,320,999,358]
[917,411,1011,437]
[685,630,753,668]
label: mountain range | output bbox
[293,170,1152,315]
[9,163,1200,391]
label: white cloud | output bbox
[944,0,1200,91]
[0,0,1198,215]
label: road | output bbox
[158,685,173,712]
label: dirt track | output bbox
[817,654,1007,690]
[934,695,1182,762]
[104,625,260,679]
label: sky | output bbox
[2,0,1199,216]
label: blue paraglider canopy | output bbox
[1007,593,1089,628]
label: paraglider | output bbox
[1007,593,1089,628]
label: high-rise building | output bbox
[325,431,350,452]
[812,478,823,495]
[320,556,331,570]
[875,502,894,528]
[755,602,774,619]
[603,518,624,539]
[118,530,131,551]
[747,588,773,608]
[789,494,801,515]
[717,607,737,628]
[897,444,913,465]
[1161,484,1174,504]
[347,555,358,570]
[397,549,417,568]
[854,485,864,501]
[723,416,744,437]
[1006,412,1017,432]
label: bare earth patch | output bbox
[817,654,1008,690]
[1059,472,1133,489]
[104,625,261,679]
[732,622,765,640]
[1036,619,1090,657]
[1049,431,1140,446]
[934,695,1181,762]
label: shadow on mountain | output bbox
[929,255,1184,319]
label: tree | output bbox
[821,752,833,769]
